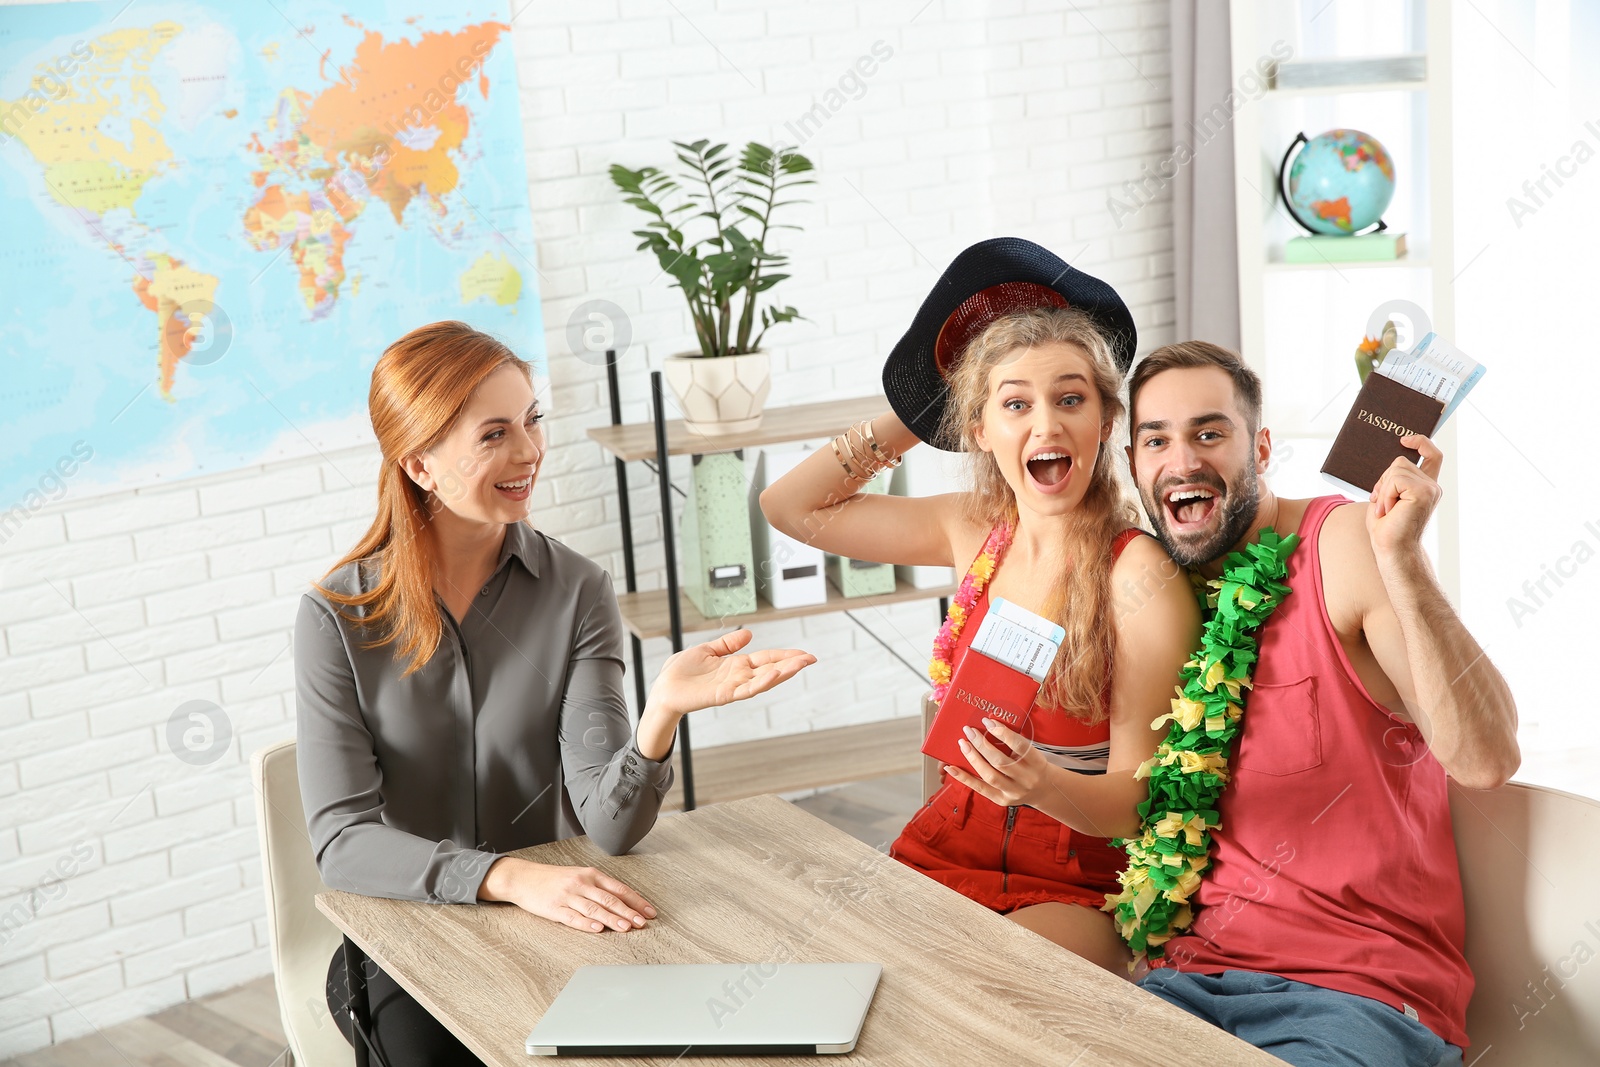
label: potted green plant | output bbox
[610,140,814,435]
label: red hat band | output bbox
[932,281,1070,379]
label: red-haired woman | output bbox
[296,321,813,1065]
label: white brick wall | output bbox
[0,0,1176,1054]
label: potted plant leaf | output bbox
[610,140,814,434]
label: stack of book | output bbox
[1285,232,1408,263]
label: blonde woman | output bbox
[296,321,813,1065]
[761,240,1198,973]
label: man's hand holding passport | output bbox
[1323,330,1485,495]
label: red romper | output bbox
[890,527,1144,913]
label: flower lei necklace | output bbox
[928,521,1014,698]
[1102,527,1300,962]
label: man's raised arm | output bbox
[1354,433,1520,789]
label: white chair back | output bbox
[1450,779,1600,1064]
[251,739,352,1067]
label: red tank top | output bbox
[1156,497,1472,1048]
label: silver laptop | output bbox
[525,962,882,1057]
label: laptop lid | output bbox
[525,962,882,1057]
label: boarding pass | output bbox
[1375,332,1486,429]
[971,597,1064,682]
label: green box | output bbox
[826,472,896,597]
[680,451,758,618]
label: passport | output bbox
[922,647,1042,773]
[1320,370,1445,496]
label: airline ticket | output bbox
[1374,331,1486,429]
[972,597,1064,681]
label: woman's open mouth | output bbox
[1025,451,1074,495]
[494,476,532,502]
[1164,486,1219,532]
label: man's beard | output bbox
[1143,464,1261,567]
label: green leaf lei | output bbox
[1102,527,1301,960]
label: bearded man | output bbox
[1121,341,1518,1067]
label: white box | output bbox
[749,448,828,609]
[891,447,965,589]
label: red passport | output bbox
[922,648,1043,773]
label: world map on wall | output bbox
[0,2,545,509]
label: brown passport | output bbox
[1320,372,1444,494]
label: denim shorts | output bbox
[1138,968,1464,1067]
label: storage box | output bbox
[891,447,963,589]
[681,451,758,618]
[827,472,896,598]
[749,448,828,610]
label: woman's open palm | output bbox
[651,629,815,715]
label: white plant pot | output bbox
[663,351,772,436]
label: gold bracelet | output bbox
[831,435,867,480]
[843,423,875,469]
[843,424,885,479]
[862,420,902,468]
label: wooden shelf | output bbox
[588,394,889,461]
[662,716,922,813]
[616,576,956,641]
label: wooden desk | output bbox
[316,795,1276,1065]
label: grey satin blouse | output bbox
[293,521,674,905]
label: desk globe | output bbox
[1278,128,1397,235]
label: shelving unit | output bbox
[587,395,889,461]
[614,579,955,642]
[660,717,922,813]
[588,356,954,810]
[1228,0,1459,600]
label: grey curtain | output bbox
[1169,0,1241,351]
